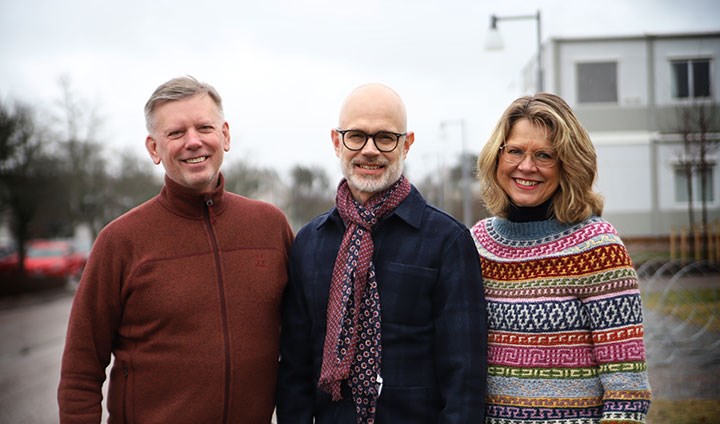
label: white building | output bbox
[526,31,720,237]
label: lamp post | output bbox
[485,10,543,93]
[439,119,472,228]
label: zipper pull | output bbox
[205,198,217,223]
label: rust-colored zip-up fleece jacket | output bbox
[58,174,293,424]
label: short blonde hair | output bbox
[476,93,603,224]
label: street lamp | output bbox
[439,119,473,228]
[485,10,543,93]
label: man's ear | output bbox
[222,121,231,152]
[145,135,161,165]
[331,128,342,158]
[402,131,415,158]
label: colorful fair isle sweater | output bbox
[471,216,651,424]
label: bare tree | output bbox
[677,107,697,245]
[101,149,162,224]
[695,102,719,253]
[51,76,110,238]
[223,159,284,207]
[675,101,720,260]
[287,165,333,230]
[0,98,60,273]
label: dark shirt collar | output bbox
[158,173,227,219]
[507,197,554,223]
[318,184,425,230]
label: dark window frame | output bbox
[671,58,712,99]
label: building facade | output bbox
[529,31,720,237]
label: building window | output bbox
[577,62,618,103]
[671,59,711,99]
[674,163,715,203]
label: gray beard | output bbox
[343,158,404,196]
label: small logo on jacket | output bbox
[255,253,267,268]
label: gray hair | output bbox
[144,76,223,132]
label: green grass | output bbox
[648,399,720,423]
[642,288,720,332]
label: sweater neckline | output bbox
[489,216,575,242]
[507,198,554,223]
[158,174,226,219]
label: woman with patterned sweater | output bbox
[471,93,651,424]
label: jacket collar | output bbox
[157,173,227,219]
[318,183,425,230]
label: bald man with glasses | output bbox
[276,83,487,424]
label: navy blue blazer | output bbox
[277,186,487,423]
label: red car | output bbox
[0,239,87,280]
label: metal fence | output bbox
[637,259,719,368]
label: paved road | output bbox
[0,279,717,423]
[0,288,78,424]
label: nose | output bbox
[360,135,381,155]
[184,128,203,149]
[516,152,537,170]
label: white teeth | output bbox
[516,179,538,186]
[359,164,381,170]
[186,156,207,164]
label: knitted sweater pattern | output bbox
[471,216,651,424]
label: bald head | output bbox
[332,83,414,203]
[338,83,408,132]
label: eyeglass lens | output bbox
[501,145,557,167]
[342,130,401,152]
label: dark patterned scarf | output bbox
[318,176,411,423]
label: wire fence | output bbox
[637,259,719,370]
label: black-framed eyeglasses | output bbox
[499,144,558,168]
[336,129,406,153]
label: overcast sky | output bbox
[2,0,719,184]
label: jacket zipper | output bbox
[204,199,231,424]
[122,361,129,424]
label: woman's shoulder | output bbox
[574,216,624,242]
[471,215,627,259]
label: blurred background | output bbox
[1,0,719,422]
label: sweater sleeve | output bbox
[580,232,652,423]
[58,225,125,424]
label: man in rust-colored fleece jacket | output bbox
[58,76,293,423]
